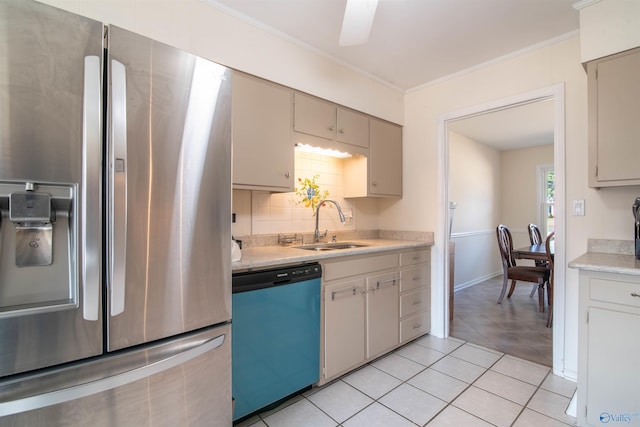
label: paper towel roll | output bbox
[231,240,242,261]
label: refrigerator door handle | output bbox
[0,329,227,417]
[110,59,127,316]
[82,56,102,321]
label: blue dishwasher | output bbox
[232,263,321,421]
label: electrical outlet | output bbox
[344,209,353,224]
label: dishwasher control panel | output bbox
[232,263,322,293]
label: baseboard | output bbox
[453,271,502,292]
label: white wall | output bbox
[400,36,587,379]
[578,0,640,62]
[449,132,502,288]
[502,144,554,248]
[36,0,404,124]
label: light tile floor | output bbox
[235,336,576,427]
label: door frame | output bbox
[433,83,566,376]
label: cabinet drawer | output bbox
[400,265,429,292]
[590,277,640,309]
[400,289,429,317]
[323,253,398,281]
[400,312,430,343]
[400,250,429,266]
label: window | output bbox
[538,165,555,236]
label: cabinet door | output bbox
[232,73,294,191]
[324,279,366,379]
[337,108,369,149]
[589,48,640,187]
[586,307,640,426]
[369,118,402,196]
[366,272,399,358]
[293,93,336,140]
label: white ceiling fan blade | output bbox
[339,0,379,46]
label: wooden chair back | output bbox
[496,224,516,269]
[528,223,543,245]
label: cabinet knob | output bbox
[329,125,335,132]
[371,182,378,187]
[339,128,344,134]
[284,171,290,178]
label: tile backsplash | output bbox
[232,150,375,238]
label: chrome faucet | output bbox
[314,199,346,242]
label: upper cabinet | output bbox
[293,93,335,140]
[336,107,369,149]
[232,73,402,197]
[232,72,294,192]
[344,118,402,197]
[293,93,369,151]
[588,47,640,188]
[369,118,402,196]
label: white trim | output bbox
[436,83,567,378]
[537,164,555,236]
[454,271,502,292]
[408,31,579,93]
[572,0,601,11]
[450,230,493,239]
[450,229,528,239]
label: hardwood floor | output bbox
[450,276,553,367]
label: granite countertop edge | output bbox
[232,238,433,272]
[569,239,640,276]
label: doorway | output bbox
[433,84,566,376]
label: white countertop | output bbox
[569,252,640,276]
[232,239,432,272]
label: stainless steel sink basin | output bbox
[293,242,369,251]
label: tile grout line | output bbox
[249,336,573,427]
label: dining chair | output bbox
[496,224,550,312]
[527,223,549,297]
[545,231,555,327]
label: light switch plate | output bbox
[573,199,585,216]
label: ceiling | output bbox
[206,0,579,91]
[206,0,574,150]
[447,99,555,151]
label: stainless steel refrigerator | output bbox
[0,1,232,425]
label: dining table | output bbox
[513,241,554,262]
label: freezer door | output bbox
[106,27,232,351]
[0,0,103,377]
[0,324,231,426]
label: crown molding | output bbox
[573,0,601,11]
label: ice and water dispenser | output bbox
[0,181,77,318]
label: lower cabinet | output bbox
[323,278,366,380]
[399,249,431,343]
[577,271,640,427]
[320,248,430,385]
[366,271,399,358]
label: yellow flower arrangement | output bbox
[293,174,329,214]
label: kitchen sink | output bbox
[293,242,369,251]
